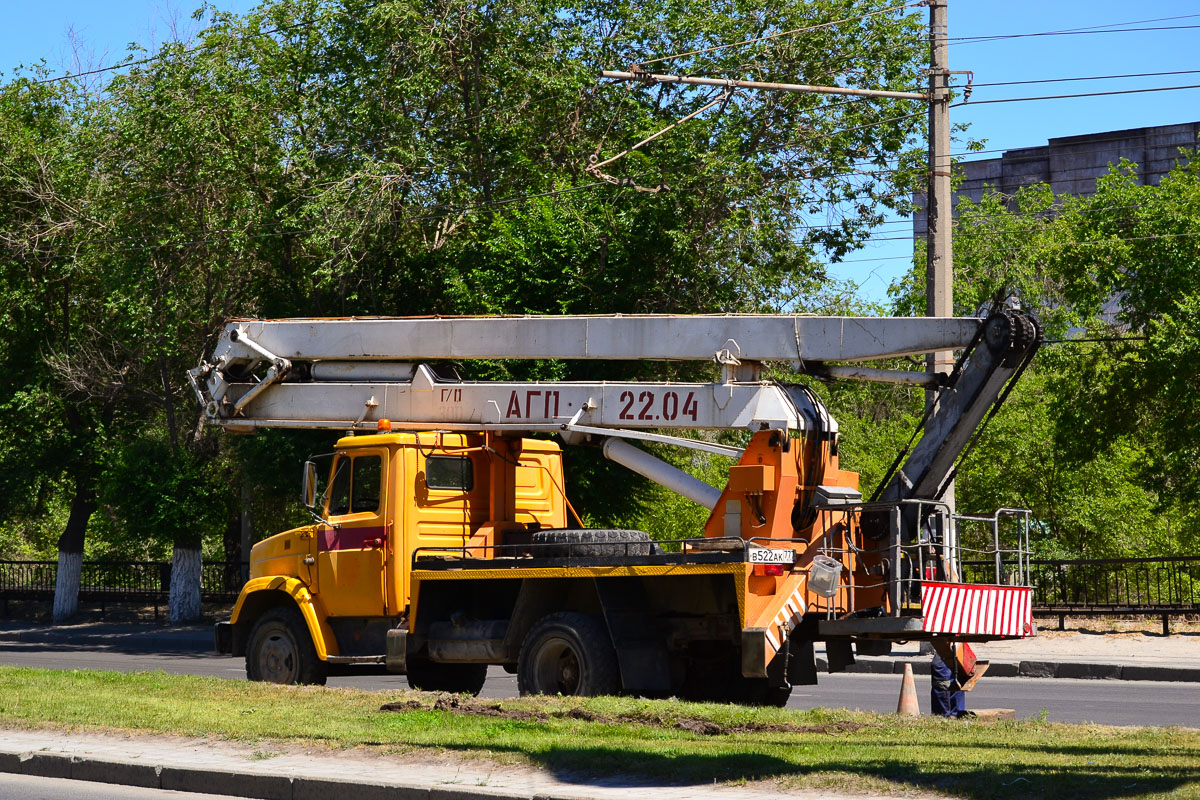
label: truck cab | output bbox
[218,430,566,685]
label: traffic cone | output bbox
[896,663,920,717]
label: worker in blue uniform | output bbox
[930,651,966,717]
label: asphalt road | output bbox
[0,773,231,800]
[1,641,1197,727]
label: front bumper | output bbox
[214,621,233,654]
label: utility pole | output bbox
[926,0,952,379]
[921,0,960,578]
[926,0,957,557]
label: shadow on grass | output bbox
[428,739,1199,799]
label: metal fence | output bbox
[0,560,247,608]
[963,554,1200,633]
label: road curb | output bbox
[161,765,294,799]
[0,749,604,800]
[1122,665,1200,682]
[293,777,429,800]
[70,756,162,789]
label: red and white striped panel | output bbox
[765,585,807,654]
[920,581,1033,637]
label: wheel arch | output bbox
[230,577,336,659]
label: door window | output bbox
[326,454,382,516]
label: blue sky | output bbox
[4,1,1198,304]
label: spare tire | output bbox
[531,529,661,557]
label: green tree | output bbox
[889,151,1200,558]
[1,0,934,599]
[0,73,129,620]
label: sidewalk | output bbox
[1,620,1198,681]
[0,727,926,800]
[0,621,212,652]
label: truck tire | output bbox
[245,606,328,686]
[531,529,660,557]
[405,658,488,695]
[518,612,620,697]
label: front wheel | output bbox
[245,605,327,686]
[517,612,620,697]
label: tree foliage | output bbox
[889,151,1200,557]
[0,0,930,590]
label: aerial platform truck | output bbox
[195,310,1040,704]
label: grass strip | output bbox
[0,665,1196,799]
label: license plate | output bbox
[748,547,795,565]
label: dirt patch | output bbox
[379,694,871,737]
[380,695,551,723]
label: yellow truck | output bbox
[195,311,1039,703]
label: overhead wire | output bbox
[948,23,1200,45]
[956,84,1200,106]
[17,103,1183,259]
[815,125,1200,171]
[25,17,322,86]
[635,2,921,67]
[967,68,1200,89]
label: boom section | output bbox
[194,363,835,435]
[205,315,980,367]
[877,310,1042,504]
[190,314,983,434]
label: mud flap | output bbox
[741,628,768,678]
[386,628,407,674]
[214,621,232,655]
[825,639,855,673]
[787,639,818,685]
[595,577,671,694]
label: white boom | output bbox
[204,314,979,366]
[189,314,983,436]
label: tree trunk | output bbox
[52,550,82,623]
[52,474,95,623]
[168,545,202,624]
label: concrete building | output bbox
[913,121,1200,239]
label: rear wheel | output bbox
[405,658,488,695]
[518,612,620,697]
[245,606,327,686]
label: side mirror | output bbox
[302,461,318,509]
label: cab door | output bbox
[316,449,389,617]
